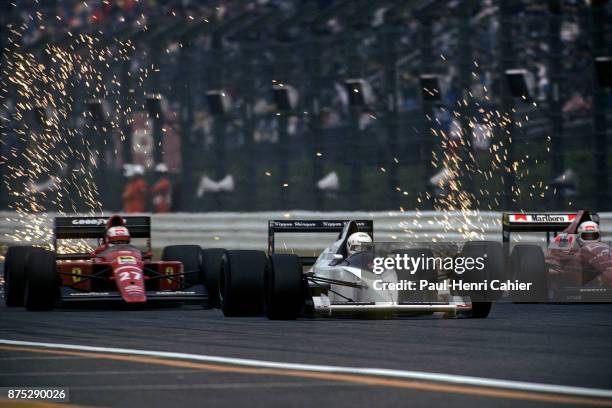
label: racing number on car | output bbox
[119,271,142,281]
[165,266,174,284]
[72,267,82,283]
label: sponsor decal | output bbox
[125,284,144,294]
[70,218,107,225]
[322,221,344,228]
[509,214,576,223]
[117,255,137,265]
[68,292,111,296]
[273,221,317,228]
[292,221,317,227]
[273,220,370,229]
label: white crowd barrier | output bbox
[1,211,611,251]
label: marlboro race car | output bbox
[504,210,612,301]
[213,220,503,319]
[3,215,218,310]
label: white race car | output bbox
[214,220,501,319]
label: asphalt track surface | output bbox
[0,303,611,408]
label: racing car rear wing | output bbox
[268,220,374,265]
[502,211,599,256]
[54,216,151,258]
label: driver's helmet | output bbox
[577,221,600,245]
[346,232,373,256]
[107,226,130,245]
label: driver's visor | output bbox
[580,232,600,241]
[348,243,374,253]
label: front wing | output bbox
[59,284,208,304]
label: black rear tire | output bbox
[459,241,503,318]
[201,248,226,308]
[510,244,547,302]
[24,248,59,311]
[266,254,304,320]
[4,246,32,307]
[161,245,203,287]
[219,250,267,317]
[469,302,492,318]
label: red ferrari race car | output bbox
[3,215,219,310]
[503,210,612,302]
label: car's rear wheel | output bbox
[4,246,32,307]
[219,250,266,316]
[24,248,59,311]
[459,241,503,318]
[510,244,547,302]
[266,254,304,320]
[161,245,203,287]
[201,248,226,308]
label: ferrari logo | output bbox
[165,266,174,284]
[72,267,82,283]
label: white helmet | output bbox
[577,221,600,244]
[346,232,373,256]
[107,226,131,245]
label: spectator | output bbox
[151,163,172,213]
[122,165,148,213]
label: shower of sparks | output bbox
[1,13,149,252]
[398,87,551,242]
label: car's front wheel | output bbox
[265,254,304,320]
[219,250,267,316]
[510,244,547,302]
[459,241,503,318]
[201,248,227,308]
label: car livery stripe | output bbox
[113,265,140,274]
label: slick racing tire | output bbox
[162,245,203,287]
[219,250,266,317]
[459,241,503,318]
[4,246,32,307]
[24,248,59,311]
[391,248,436,303]
[510,245,547,302]
[266,254,304,320]
[201,248,227,308]
[468,301,492,319]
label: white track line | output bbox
[1,338,611,399]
